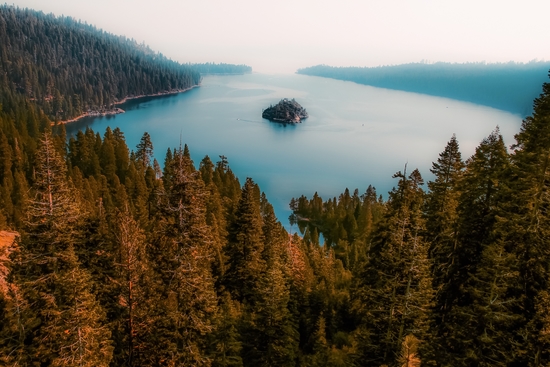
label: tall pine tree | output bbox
[497,73,550,365]
[353,169,433,366]
[18,132,113,365]
[434,128,510,366]
[224,178,265,305]
[152,146,218,366]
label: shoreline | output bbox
[56,84,200,125]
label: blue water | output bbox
[66,73,522,227]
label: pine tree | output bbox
[113,127,130,183]
[455,128,509,280]
[433,128,510,365]
[496,74,550,365]
[18,132,113,365]
[163,148,175,191]
[423,135,464,362]
[530,290,550,366]
[224,178,265,304]
[48,246,113,367]
[212,155,242,225]
[0,231,34,366]
[152,146,218,366]
[0,285,33,365]
[112,208,154,367]
[261,194,287,267]
[205,183,228,283]
[425,134,464,295]
[135,132,153,169]
[353,169,433,366]
[99,127,117,184]
[308,316,329,367]
[209,294,244,367]
[458,240,521,366]
[241,256,297,367]
[125,160,149,228]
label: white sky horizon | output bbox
[7,0,550,74]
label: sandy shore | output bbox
[56,84,200,125]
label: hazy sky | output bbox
[8,0,550,74]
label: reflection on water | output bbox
[65,74,522,227]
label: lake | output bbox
[65,73,523,227]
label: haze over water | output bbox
[9,0,550,74]
[65,74,522,225]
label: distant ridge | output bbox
[190,62,252,75]
[297,62,550,116]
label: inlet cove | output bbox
[66,73,522,224]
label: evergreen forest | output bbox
[0,6,201,121]
[3,5,550,367]
[297,62,550,116]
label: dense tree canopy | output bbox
[0,5,201,121]
[0,74,549,365]
[2,5,550,366]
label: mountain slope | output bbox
[0,6,200,121]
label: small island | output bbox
[262,98,308,123]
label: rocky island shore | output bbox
[262,98,308,123]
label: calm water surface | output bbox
[66,74,522,226]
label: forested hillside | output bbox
[0,6,201,121]
[297,62,550,116]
